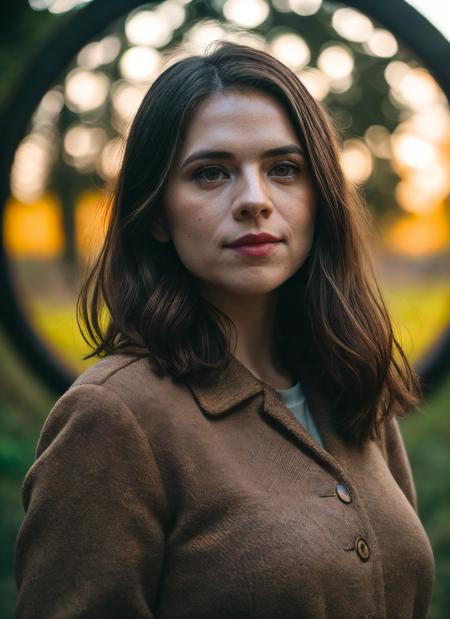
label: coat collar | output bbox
[187,353,265,415]
[187,352,362,484]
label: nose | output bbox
[232,167,273,221]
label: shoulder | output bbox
[21,355,171,533]
[69,352,189,413]
[42,353,195,448]
[72,352,156,389]
[57,354,163,428]
[33,352,189,468]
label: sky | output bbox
[406,0,450,40]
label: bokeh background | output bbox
[0,0,449,616]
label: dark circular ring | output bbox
[0,0,449,394]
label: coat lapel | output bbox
[187,353,356,481]
[262,382,358,481]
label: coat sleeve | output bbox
[380,414,418,512]
[14,383,168,619]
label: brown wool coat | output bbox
[15,353,435,619]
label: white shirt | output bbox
[276,382,324,448]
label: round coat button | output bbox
[356,537,370,561]
[335,483,352,504]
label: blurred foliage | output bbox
[0,328,56,618]
[0,0,58,103]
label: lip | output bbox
[228,242,279,257]
[226,232,281,247]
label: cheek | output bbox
[290,197,317,234]
[288,205,317,261]
[167,202,219,272]
[165,194,198,238]
[169,193,219,242]
[171,213,214,249]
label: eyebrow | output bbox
[180,144,305,169]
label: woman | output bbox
[15,41,435,618]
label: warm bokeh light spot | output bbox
[183,20,226,54]
[396,166,450,215]
[298,67,330,101]
[317,43,354,92]
[365,28,398,57]
[111,80,146,134]
[342,139,373,184]
[63,124,107,171]
[364,124,392,159]
[382,206,450,256]
[391,132,437,172]
[288,0,322,17]
[10,131,54,203]
[75,189,110,258]
[119,46,162,83]
[332,7,373,43]
[390,67,443,110]
[223,0,270,28]
[77,35,121,69]
[270,32,310,71]
[4,194,64,258]
[125,9,173,47]
[65,68,110,113]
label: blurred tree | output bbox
[0,0,57,103]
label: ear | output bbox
[150,218,171,243]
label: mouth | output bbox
[226,241,281,257]
[226,232,281,246]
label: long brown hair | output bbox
[77,40,423,446]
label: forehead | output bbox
[180,90,300,154]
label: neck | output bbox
[201,288,294,389]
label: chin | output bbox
[197,268,292,300]
[219,278,285,298]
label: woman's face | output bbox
[153,89,318,304]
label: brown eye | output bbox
[271,162,299,177]
[194,166,227,183]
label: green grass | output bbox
[383,280,450,363]
[30,300,93,372]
